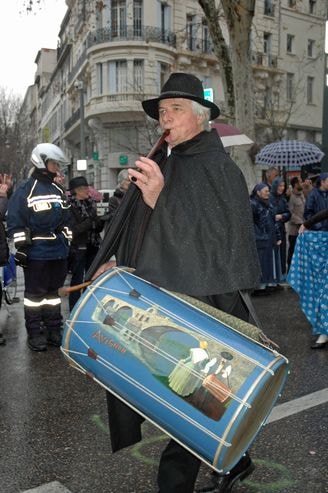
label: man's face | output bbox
[320,178,328,191]
[268,168,279,184]
[295,179,303,191]
[74,185,89,200]
[158,98,204,148]
[47,160,60,174]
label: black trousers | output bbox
[23,259,67,335]
[106,290,253,493]
[287,234,298,272]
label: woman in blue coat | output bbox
[250,183,282,292]
[269,177,291,279]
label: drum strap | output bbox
[238,290,264,332]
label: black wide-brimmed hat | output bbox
[142,72,220,121]
[69,176,89,191]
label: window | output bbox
[287,34,294,54]
[264,33,272,54]
[307,76,314,104]
[133,60,144,90]
[307,39,315,57]
[158,62,169,92]
[159,1,171,41]
[286,73,294,101]
[186,14,196,51]
[112,0,127,37]
[264,0,274,16]
[96,63,103,94]
[108,60,127,93]
[133,0,142,36]
[202,19,210,53]
[309,0,316,14]
[288,0,296,7]
[116,61,127,92]
[264,86,272,110]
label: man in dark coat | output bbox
[91,73,260,493]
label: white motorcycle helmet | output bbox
[30,143,69,169]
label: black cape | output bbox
[87,129,260,296]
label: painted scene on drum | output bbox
[85,277,257,422]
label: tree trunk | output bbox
[198,0,257,188]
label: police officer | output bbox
[7,143,72,351]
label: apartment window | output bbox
[202,19,210,53]
[112,0,127,37]
[309,0,316,14]
[116,61,127,92]
[286,73,294,101]
[288,0,296,7]
[264,0,274,16]
[186,14,196,51]
[264,86,272,110]
[133,0,142,36]
[158,1,171,41]
[307,39,315,57]
[133,60,144,90]
[287,34,294,53]
[108,60,127,93]
[96,63,103,94]
[158,62,169,92]
[264,33,272,54]
[307,76,314,104]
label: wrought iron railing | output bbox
[87,26,176,48]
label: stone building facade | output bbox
[21,0,327,189]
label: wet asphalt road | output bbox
[0,271,327,493]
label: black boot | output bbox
[196,453,255,493]
[27,333,47,351]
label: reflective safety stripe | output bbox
[24,297,61,307]
[62,227,73,240]
[32,233,57,241]
[27,180,70,211]
[13,231,27,246]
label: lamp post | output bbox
[321,20,328,171]
[75,80,87,173]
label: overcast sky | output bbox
[1,0,67,98]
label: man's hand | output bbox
[128,156,164,209]
[298,224,307,234]
[91,260,116,280]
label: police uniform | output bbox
[7,169,72,348]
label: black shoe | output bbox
[196,454,255,493]
[311,341,327,349]
[28,334,47,352]
[0,333,6,345]
[47,331,62,347]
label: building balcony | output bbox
[87,26,176,49]
[252,51,279,69]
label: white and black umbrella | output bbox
[255,140,324,168]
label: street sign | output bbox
[92,151,99,161]
[119,154,128,165]
[77,159,87,171]
[204,88,214,102]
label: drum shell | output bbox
[62,269,288,473]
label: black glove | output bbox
[14,249,28,268]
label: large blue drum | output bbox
[61,268,288,474]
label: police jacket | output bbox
[7,170,72,260]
